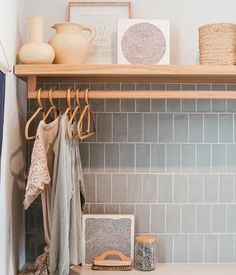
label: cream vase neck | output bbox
[28,16,44,43]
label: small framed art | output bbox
[68,1,131,64]
[82,214,135,265]
[118,19,170,64]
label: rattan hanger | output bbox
[25,88,45,140]
[64,88,73,119]
[67,88,83,139]
[77,89,96,140]
[43,88,60,122]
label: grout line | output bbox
[187,234,190,263]
[180,99,183,112]
[203,174,206,202]
[225,204,228,233]
[142,112,144,142]
[88,143,91,173]
[156,174,159,203]
[149,204,151,234]
[149,143,152,173]
[233,174,236,203]
[118,143,121,173]
[180,203,182,233]
[195,204,197,233]
[110,174,113,204]
[164,203,167,233]
[95,174,98,203]
[218,175,220,203]
[203,114,205,144]
[180,144,183,173]
[203,233,205,263]
[172,113,175,143]
[111,112,113,142]
[164,144,167,173]
[84,202,236,205]
[171,175,174,203]
[210,204,212,233]
[233,234,235,262]
[187,175,190,203]
[141,174,144,203]
[172,234,175,263]
[226,143,228,173]
[195,144,198,173]
[82,140,236,145]
[125,174,128,204]
[234,114,235,143]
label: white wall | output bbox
[0,0,28,274]
[27,0,236,64]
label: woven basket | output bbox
[199,23,236,65]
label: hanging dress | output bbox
[23,117,60,275]
[50,114,85,275]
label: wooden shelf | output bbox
[14,64,236,83]
[14,64,236,99]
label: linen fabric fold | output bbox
[50,115,85,275]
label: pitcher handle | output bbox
[81,25,96,43]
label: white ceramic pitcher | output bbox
[49,22,96,64]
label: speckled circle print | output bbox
[121,22,166,64]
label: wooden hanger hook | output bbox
[37,88,44,109]
[85,88,89,105]
[66,88,73,108]
[76,88,81,107]
[49,88,56,107]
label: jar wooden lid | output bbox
[135,235,157,243]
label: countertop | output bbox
[70,264,236,275]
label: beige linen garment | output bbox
[23,117,60,275]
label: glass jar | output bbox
[134,235,157,271]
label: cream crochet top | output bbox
[23,118,59,210]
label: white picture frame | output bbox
[82,214,135,265]
[68,1,131,64]
[118,19,170,64]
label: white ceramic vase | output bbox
[18,16,55,64]
[48,22,96,64]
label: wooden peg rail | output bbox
[13,64,236,100]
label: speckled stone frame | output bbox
[82,214,135,265]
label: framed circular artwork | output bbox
[118,19,170,64]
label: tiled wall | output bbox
[26,82,236,263]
